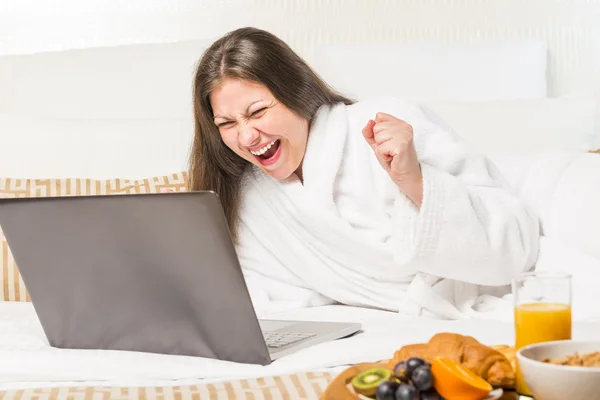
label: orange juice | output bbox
[514,302,572,395]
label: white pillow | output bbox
[547,152,600,261]
[0,39,547,119]
[0,114,194,179]
[489,152,600,262]
[312,41,547,102]
[421,93,598,155]
[0,39,212,119]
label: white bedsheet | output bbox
[1,302,599,392]
[1,235,600,391]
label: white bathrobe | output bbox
[235,96,540,320]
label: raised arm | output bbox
[367,97,540,286]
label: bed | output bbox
[1,0,600,398]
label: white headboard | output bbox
[1,0,599,179]
[3,0,599,96]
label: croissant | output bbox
[386,332,515,388]
[490,344,517,372]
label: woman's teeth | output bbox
[250,140,278,156]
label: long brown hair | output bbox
[189,27,354,243]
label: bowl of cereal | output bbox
[516,340,600,400]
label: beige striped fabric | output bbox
[0,371,336,399]
[0,172,189,302]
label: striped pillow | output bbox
[0,172,189,302]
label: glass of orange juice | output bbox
[512,271,572,396]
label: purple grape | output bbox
[376,380,400,400]
[405,357,427,378]
[420,388,443,400]
[394,383,419,400]
[393,361,410,382]
[411,365,433,391]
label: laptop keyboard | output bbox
[263,331,317,348]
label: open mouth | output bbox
[251,139,281,165]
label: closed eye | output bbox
[217,121,233,128]
[250,107,266,117]
[216,107,266,128]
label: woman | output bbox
[189,27,540,319]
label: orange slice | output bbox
[431,357,493,400]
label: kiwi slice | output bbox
[351,367,393,397]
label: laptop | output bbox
[0,191,361,365]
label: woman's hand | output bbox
[362,112,423,208]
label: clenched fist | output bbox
[362,112,423,207]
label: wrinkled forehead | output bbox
[210,78,273,119]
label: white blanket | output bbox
[1,239,599,391]
[237,96,540,320]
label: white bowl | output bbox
[516,340,600,400]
